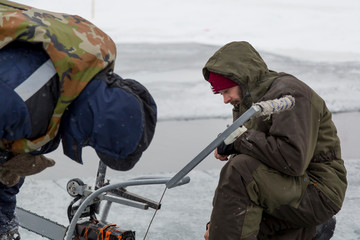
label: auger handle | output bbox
[166,95,295,189]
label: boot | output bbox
[0,229,20,240]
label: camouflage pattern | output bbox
[0,0,116,153]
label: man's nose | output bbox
[223,95,231,104]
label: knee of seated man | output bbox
[228,154,262,176]
[218,154,262,189]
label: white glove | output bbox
[224,125,247,145]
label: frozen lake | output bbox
[18,43,360,239]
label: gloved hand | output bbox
[0,154,55,187]
[217,125,247,156]
[217,141,235,156]
[224,125,247,145]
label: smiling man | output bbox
[202,41,346,240]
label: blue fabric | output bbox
[0,42,48,89]
[0,178,24,234]
[0,41,157,232]
[0,42,49,235]
[0,41,156,169]
[0,42,49,140]
[0,80,31,140]
[61,77,144,167]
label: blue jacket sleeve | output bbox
[60,72,157,171]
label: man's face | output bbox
[218,85,242,106]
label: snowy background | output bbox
[8,0,360,239]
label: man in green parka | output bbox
[202,41,347,240]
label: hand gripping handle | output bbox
[166,95,295,189]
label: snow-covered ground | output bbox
[9,0,360,239]
[12,0,360,63]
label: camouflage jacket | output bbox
[0,0,116,153]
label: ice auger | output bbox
[16,161,190,239]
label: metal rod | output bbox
[64,176,189,240]
[100,201,112,222]
[166,106,259,189]
[95,161,107,190]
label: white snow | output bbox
[8,0,360,239]
[12,0,360,63]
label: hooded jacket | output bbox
[203,41,346,210]
[0,40,157,172]
[0,2,157,171]
[0,0,116,153]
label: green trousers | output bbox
[208,154,339,240]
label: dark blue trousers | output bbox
[0,178,24,234]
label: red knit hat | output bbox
[208,72,237,94]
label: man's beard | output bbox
[230,87,243,106]
[231,101,239,107]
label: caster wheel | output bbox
[67,178,85,197]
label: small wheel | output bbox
[67,178,85,197]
